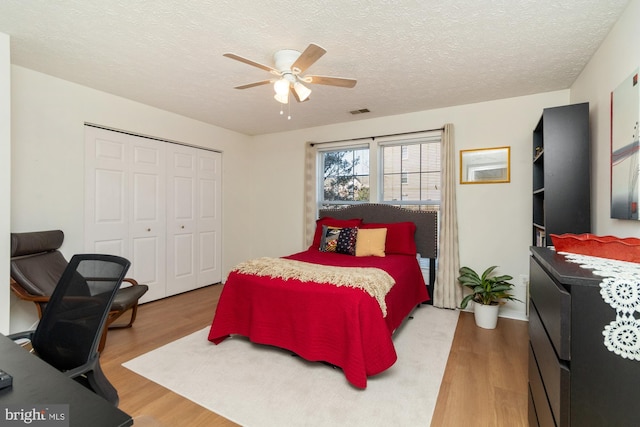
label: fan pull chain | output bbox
[277,100,292,120]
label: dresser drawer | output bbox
[530,257,571,360]
[528,345,555,427]
[529,300,570,426]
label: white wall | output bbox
[0,33,10,334]
[570,0,640,238]
[250,90,569,320]
[9,66,254,332]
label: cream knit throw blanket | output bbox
[232,257,396,317]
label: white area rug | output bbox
[123,305,459,427]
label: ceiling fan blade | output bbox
[223,53,279,74]
[306,75,357,88]
[234,80,272,90]
[291,44,326,73]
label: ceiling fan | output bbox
[224,43,357,104]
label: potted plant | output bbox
[458,265,521,329]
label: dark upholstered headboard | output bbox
[318,204,438,259]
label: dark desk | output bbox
[0,334,132,426]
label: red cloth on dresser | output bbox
[208,248,429,388]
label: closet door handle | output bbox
[147,228,151,232]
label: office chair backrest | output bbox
[32,254,131,371]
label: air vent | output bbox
[350,108,370,115]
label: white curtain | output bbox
[304,142,318,248]
[434,123,462,309]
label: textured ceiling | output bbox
[0,1,630,135]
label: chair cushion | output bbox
[11,251,68,296]
[11,230,64,257]
[111,284,149,312]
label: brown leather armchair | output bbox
[10,230,148,351]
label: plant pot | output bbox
[473,303,499,329]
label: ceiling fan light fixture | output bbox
[293,82,311,102]
[274,92,289,104]
[274,78,290,104]
[274,78,289,95]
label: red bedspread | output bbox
[207,248,429,388]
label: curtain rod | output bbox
[309,126,444,146]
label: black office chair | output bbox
[9,254,131,406]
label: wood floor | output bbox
[100,284,529,426]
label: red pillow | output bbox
[312,217,362,248]
[360,221,417,255]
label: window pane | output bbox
[421,172,440,201]
[354,175,370,201]
[402,172,421,200]
[403,145,421,173]
[321,148,370,206]
[381,140,441,206]
[352,148,369,175]
[421,143,440,172]
[383,174,402,201]
[382,146,402,174]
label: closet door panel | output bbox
[173,234,195,276]
[129,136,166,303]
[85,128,129,258]
[166,145,197,296]
[94,239,127,256]
[197,150,222,286]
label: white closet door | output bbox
[166,144,198,296]
[85,128,130,256]
[86,126,221,302]
[196,150,222,286]
[129,137,167,303]
[85,127,167,302]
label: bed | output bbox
[208,204,438,388]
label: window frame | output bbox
[317,142,372,209]
[377,135,442,209]
[316,133,441,211]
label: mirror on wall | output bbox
[460,146,510,184]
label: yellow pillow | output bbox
[355,228,387,257]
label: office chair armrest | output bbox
[63,362,94,379]
[6,330,35,343]
[123,278,139,285]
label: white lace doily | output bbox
[560,252,640,361]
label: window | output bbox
[318,133,441,212]
[320,147,370,208]
[381,139,441,211]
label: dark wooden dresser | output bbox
[528,247,640,426]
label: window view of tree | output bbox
[321,148,369,206]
